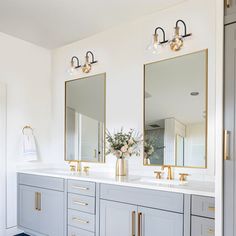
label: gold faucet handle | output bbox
[83,166,90,173]
[154,171,163,179]
[68,161,77,172]
[179,173,189,182]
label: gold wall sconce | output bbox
[68,51,98,75]
[147,27,168,54]
[169,19,192,51]
[82,51,98,73]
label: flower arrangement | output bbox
[106,128,142,159]
[144,142,154,159]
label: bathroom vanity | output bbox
[17,170,215,236]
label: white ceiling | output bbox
[0,0,184,49]
[145,50,207,125]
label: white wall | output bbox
[51,0,216,181]
[0,32,52,231]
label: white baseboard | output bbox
[6,227,23,236]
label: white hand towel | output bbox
[22,133,38,161]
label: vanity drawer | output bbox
[68,180,95,197]
[68,226,94,236]
[18,173,64,191]
[68,209,95,232]
[68,193,95,214]
[100,184,184,213]
[192,195,215,219]
[191,216,215,236]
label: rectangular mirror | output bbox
[144,50,207,168]
[65,73,106,163]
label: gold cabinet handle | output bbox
[73,200,88,206]
[138,212,142,236]
[72,185,89,190]
[224,130,230,160]
[132,211,136,236]
[72,217,89,224]
[37,192,41,211]
[207,228,215,234]
[208,206,215,212]
[35,192,38,210]
[226,0,231,8]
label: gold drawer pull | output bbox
[132,211,136,236]
[35,192,38,210]
[208,206,215,212]
[138,212,142,236]
[208,228,215,234]
[73,200,88,206]
[72,217,89,224]
[72,185,89,190]
[224,130,230,160]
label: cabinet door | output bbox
[138,206,183,236]
[225,0,236,23]
[100,200,137,236]
[224,23,236,236]
[19,185,64,236]
[191,216,215,236]
[19,185,41,232]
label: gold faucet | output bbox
[69,161,81,172]
[161,165,173,180]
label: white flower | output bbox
[123,152,130,158]
[121,145,128,153]
[128,138,134,145]
[115,150,122,158]
[128,147,133,154]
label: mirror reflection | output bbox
[144,50,207,168]
[65,73,106,163]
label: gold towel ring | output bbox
[22,125,33,134]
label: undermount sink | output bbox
[139,177,188,186]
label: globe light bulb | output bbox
[82,55,92,73]
[68,56,80,75]
[170,26,184,51]
[147,34,163,54]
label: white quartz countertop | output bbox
[17,169,215,197]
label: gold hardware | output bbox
[161,165,173,180]
[132,211,136,236]
[72,185,89,191]
[226,0,231,8]
[208,206,215,212]
[94,149,97,158]
[224,130,230,160]
[207,228,215,234]
[83,166,90,173]
[73,200,88,206]
[37,192,41,211]
[154,171,163,179]
[72,217,89,224]
[138,212,142,236]
[69,161,81,172]
[22,125,33,135]
[35,192,38,210]
[179,173,189,182]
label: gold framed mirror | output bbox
[144,50,208,168]
[65,73,106,163]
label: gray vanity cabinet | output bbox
[224,22,236,236]
[138,206,183,236]
[18,174,65,236]
[100,200,136,236]
[99,184,184,236]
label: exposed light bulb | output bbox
[82,55,92,73]
[170,26,184,51]
[147,34,163,54]
[68,56,80,75]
